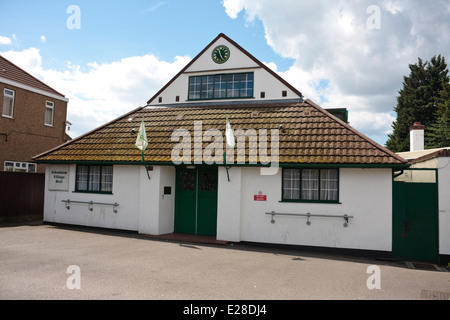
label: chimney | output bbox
[410,122,425,151]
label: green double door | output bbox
[174,166,218,236]
[393,180,439,263]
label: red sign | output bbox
[254,194,267,201]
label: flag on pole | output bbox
[225,116,235,149]
[135,119,148,152]
[135,118,150,180]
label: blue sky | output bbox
[0,0,292,71]
[1,1,449,145]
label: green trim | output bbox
[281,168,340,203]
[75,164,113,193]
[35,160,409,169]
[186,96,255,102]
[279,200,342,204]
[73,190,113,195]
[188,72,254,101]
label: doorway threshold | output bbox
[144,233,228,246]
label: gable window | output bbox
[2,89,14,118]
[188,72,254,100]
[76,165,113,193]
[45,101,54,126]
[282,168,339,202]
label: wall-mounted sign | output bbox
[254,191,267,202]
[48,165,69,191]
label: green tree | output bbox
[425,80,450,148]
[386,55,449,152]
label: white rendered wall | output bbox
[218,167,393,252]
[44,165,175,234]
[44,165,141,231]
[217,167,242,242]
[138,166,175,235]
[438,157,450,255]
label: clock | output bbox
[212,45,230,64]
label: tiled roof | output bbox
[33,99,407,166]
[0,55,65,97]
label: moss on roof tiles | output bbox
[33,100,407,166]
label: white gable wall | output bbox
[148,37,301,106]
[438,156,450,255]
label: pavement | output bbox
[0,222,449,301]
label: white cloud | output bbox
[40,35,46,43]
[222,0,450,144]
[0,48,191,139]
[0,36,12,45]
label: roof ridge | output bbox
[304,99,408,164]
[0,55,66,97]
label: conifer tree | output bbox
[426,80,450,148]
[386,55,449,152]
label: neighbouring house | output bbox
[0,55,70,174]
[395,123,450,265]
[34,33,426,261]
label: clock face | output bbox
[212,45,230,64]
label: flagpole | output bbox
[142,150,150,180]
[225,116,234,182]
[224,151,230,182]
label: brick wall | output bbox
[0,82,68,173]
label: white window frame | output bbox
[2,88,15,118]
[4,161,37,173]
[45,100,54,126]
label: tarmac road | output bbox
[0,223,449,302]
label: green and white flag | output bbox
[135,119,148,152]
[225,116,235,149]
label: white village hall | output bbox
[33,34,449,264]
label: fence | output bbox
[0,171,45,222]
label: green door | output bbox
[174,168,197,234]
[393,180,439,263]
[174,167,218,236]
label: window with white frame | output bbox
[282,168,339,202]
[2,89,15,118]
[4,161,37,173]
[45,101,54,126]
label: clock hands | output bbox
[218,49,224,60]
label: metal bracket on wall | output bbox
[266,211,354,227]
[62,199,119,213]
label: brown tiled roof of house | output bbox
[0,55,65,97]
[33,99,407,167]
